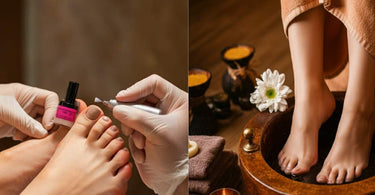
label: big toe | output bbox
[284,158,298,175]
[317,167,331,183]
[70,105,103,137]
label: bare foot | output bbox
[22,106,132,194]
[278,82,335,175]
[316,103,374,184]
[0,126,69,194]
[0,100,87,194]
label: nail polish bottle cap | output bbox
[59,81,79,109]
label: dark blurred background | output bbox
[0,1,187,194]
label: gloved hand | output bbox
[113,75,188,195]
[0,83,59,140]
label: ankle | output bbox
[294,81,329,100]
[343,99,374,119]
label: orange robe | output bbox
[281,0,375,78]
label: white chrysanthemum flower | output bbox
[250,69,292,113]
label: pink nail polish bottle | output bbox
[54,81,79,128]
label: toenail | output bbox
[123,148,129,152]
[117,137,124,142]
[86,106,101,120]
[110,125,118,131]
[102,116,109,121]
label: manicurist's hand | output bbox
[0,83,59,140]
[113,74,188,195]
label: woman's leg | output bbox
[317,33,375,184]
[22,106,132,194]
[278,6,336,175]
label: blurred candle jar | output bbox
[188,68,217,135]
[221,44,256,110]
[210,188,241,195]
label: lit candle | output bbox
[209,188,240,195]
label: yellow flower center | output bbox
[266,88,276,99]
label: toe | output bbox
[317,166,331,183]
[87,116,112,142]
[336,169,346,184]
[291,160,311,175]
[328,168,339,184]
[115,162,133,182]
[278,155,286,168]
[110,149,130,174]
[281,159,290,172]
[70,106,103,137]
[345,167,355,183]
[97,125,119,148]
[285,158,298,175]
[104,137,125,158]
[355,165,364,178]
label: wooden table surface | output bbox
[189,0,293,152]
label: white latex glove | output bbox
[113,75,188,195]
[0,83,59,140]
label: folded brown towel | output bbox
[189,136,225,179]
[189,151,240,195]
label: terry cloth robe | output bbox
[281,0,375,78]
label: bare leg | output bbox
[278,6,336,175]
[22,106,132,194]
[317,33,375,184]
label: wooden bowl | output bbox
[238,92,375,194]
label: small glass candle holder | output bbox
[210,188,241,195]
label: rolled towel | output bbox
[189,151,240,195]
[189,136,225,179]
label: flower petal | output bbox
[256,78,264,86]
[273,102,279,112]
[279,98,288,106]
[278,73,285,86]
[257,102,269,112]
